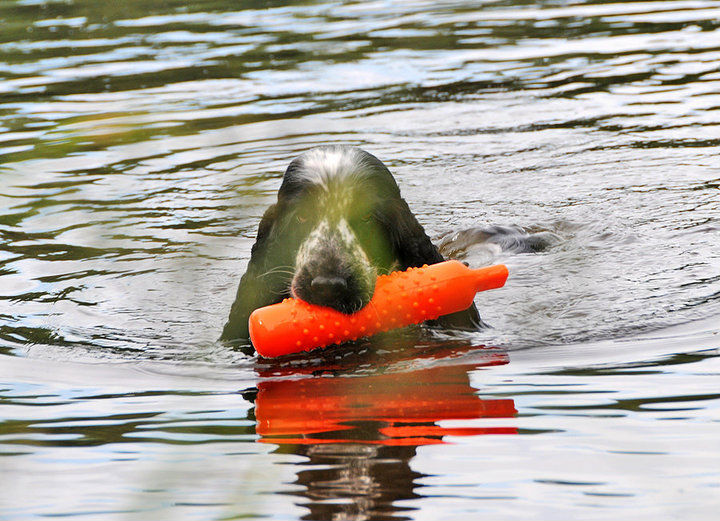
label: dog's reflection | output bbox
[248,345,516,520]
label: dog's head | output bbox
[221,146,479,343]
[272,147,407,313]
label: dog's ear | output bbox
[383,198,445,269]
[221,204,287,342]
[252,203,278,256]
[383,198,485,330]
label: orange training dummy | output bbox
[249,260,509,358]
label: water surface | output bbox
[1,0,719,519]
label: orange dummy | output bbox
[249,260,509,358]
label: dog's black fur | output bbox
[221,146,482,345]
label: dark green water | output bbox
[1,1,719,519]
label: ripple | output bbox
[1,2,720,515]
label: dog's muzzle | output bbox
[291,219,376,314]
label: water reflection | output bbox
[291,444,423,521]
[255,357,515,445]
[250,345,515,520]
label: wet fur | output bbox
[221,146,482,345]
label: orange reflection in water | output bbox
[255,349,516,446]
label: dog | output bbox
[221,146,482,345]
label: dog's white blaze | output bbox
[295,219,330,267]
[337,217,371,265]
[296,147,364,188]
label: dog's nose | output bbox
[310,276,348,299]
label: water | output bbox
[1,0,719,519]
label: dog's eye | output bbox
[350,213,373,227]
